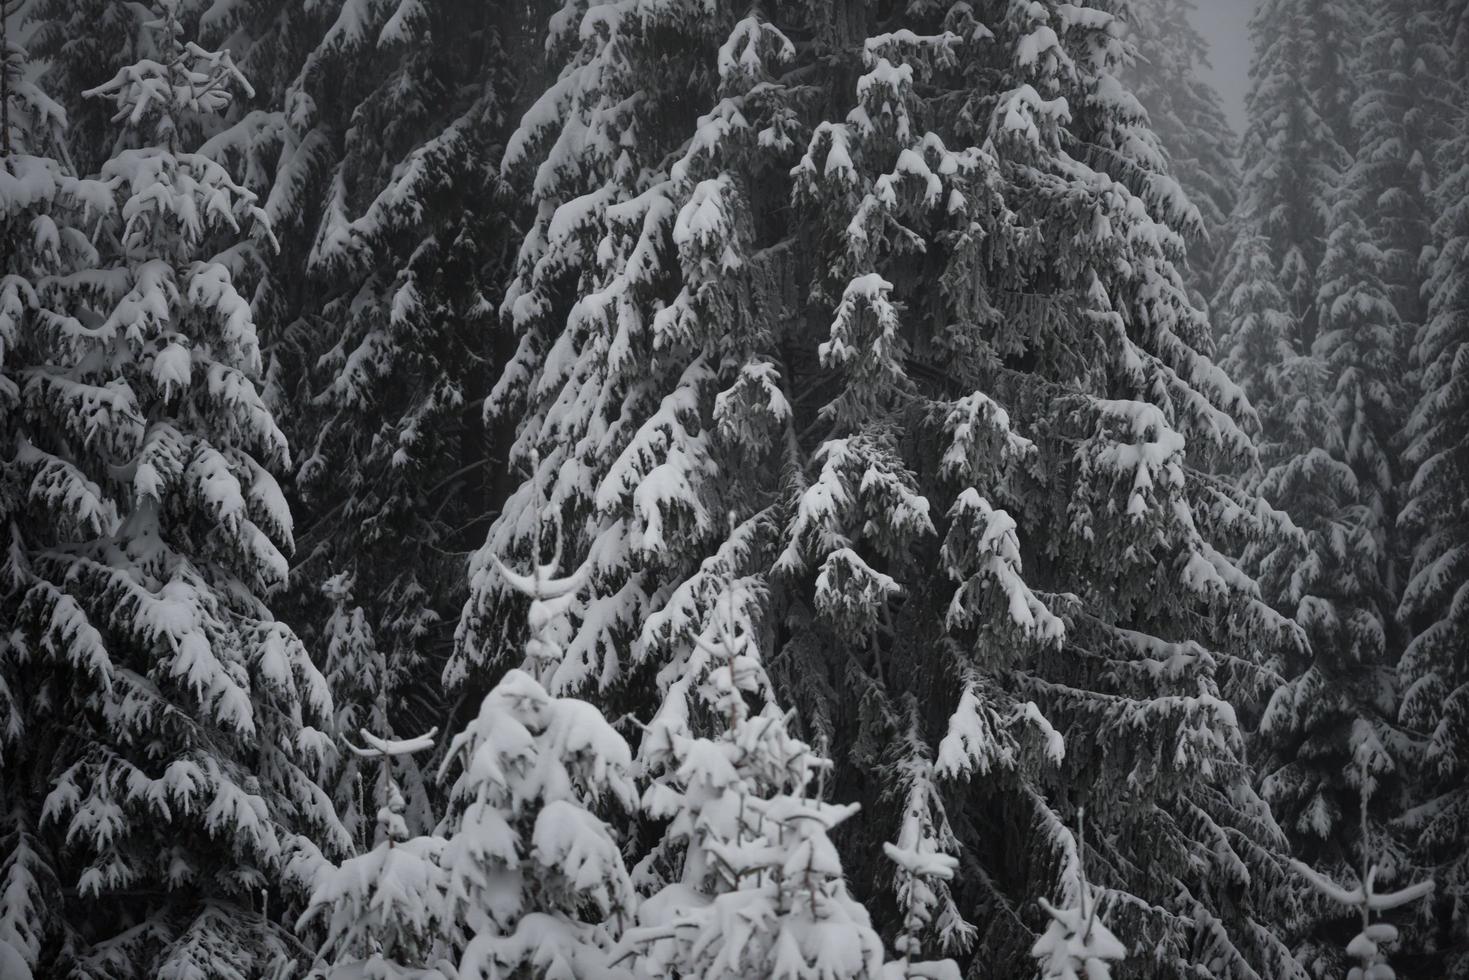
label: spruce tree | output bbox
[1217,0,1376,871]
[627,577,905,980]
[1224,0,1461,969]
[1398,0,1469,972]
[460,2,1311,975]
[437,548,638,979]
[2,10,77,975]
[1237,0,1451,889]
[93,0,530,859]
[1123,0,1240,316]
[1,4,345,974]
[298,522,640,980]
[188,0,522,814]
[298,726,450,980]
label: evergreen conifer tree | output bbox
[1217,0,1379,874]
[628,578,905,979]
[189,0,523,803]
[1,4,345,974]
[1236,0,1455,918]
[460,2,1312,975]
[1124,0,1240,315]
[298,726,449,980]
[1398,0,1469,972]
[1219,0,1465,968]
[437,543,639,979]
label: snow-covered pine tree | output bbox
[1241,1,1457,959]
[452,0,799,698]
[1288,765,1436,980]
[298,726,450,980]
[1398,0,1469,973]
[628,576,902,980]
[1,3,346,974]
[436,543,638,979]
[2,10,78,976]
[317,572,436,849]
[187,0,523,808]
[1222,0,1468,969]
[1255,76,1408,882]
[1214,0,1352,823]
[463,1,1310,975]
[1217,0,1357,370]
[1029,814,1126,980]
[1122,0,1240,316]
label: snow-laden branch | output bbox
[1288,859,1435,912]
[345,727,439,758]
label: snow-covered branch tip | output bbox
[346,727,439,758]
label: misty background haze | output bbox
[1189,0,1255,130]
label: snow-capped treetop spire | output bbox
[299,725,450,980]
[1288,760,1434,980]
[1031,810,1127,980]
[346,725,440,845]
[83,0,251,151]
[490,451,591,682]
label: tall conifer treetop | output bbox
[457,1,1310,975]
[1,2,345,975]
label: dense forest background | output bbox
[3,0,1469,977]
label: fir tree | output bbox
[1216,0,1370,857]
[1,3,345,974]
[298,726,450,980]
[461,2,1311,975]
[1123,0,1240,316]
[1398,0,1469,972]
[627,577,904,980]
[437,544,639,979]
[1222,0,1461,968]
[190,0,523,803]
[1241,0,1452,931]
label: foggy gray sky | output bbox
[1188,0,1256,133]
